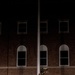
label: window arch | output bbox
[40,45,48,67]
[17,45,27,67]
[59,44,69,66]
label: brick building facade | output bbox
[0,0,75,75]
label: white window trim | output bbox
[17,21,27,34]
[40,45,48,68]
[40,20,48,33]
[17,45,27,68]
[59,20,69,33]
[59,44,70,67]
[0,22,1,35]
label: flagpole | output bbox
[37,0,40,75]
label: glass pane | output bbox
[19,23,26,32]
[18,51,25,58]
[40,23,46,28]
[40,27,47,32]
[18,59,25,66]
[19,28,26,32]
[60,51,68,57]
[19,23,26,29]
[60,58,68,65]
[40,51,46,58]
[40,59,46,65]
[60,22,68,32]
[40,23,47,32]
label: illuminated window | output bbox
[59,20,69,33]
[40,21,48,33]
[17,45,27,67]
[40,45,48,67]
[17,22,27,34]
[59,44,69,66]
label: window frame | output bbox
[17,45,27,67]
[59,20,69,33]
[59,44,69,67]
[17,21,27,34]
[40,45,48,67]
[40,21,48,33]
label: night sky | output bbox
[0,0,75,21]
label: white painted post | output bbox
[37,0,40,75]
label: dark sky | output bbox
[0,0,75,21]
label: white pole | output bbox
[37,0,40,75]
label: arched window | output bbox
[17,45,27,67]
[59,44,69,66]
[40,45,48,67]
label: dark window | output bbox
[18,22,27,34]
[40,22,47,33]
[60,51,68,57]
[40,59,46,65]
[60,51,68,65]
[59,21,69,33]
[18,51,26,66]
[40,51,47,66]
[60,58,68,65]
[40,51,46,58]
[18,59,25,66]
[18,52,25,58]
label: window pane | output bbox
[40,22,47,32]
[18,59,25,66]
[18,51,25,58]
[60,58,68,65]
[40,23,46,28]
[60,51,68,57]
[40,51,46,58]
[40,59,46,65]
[40,27,47,32]
[19,28,26,32]
[19,23,26,32]
[60,22,68,32]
